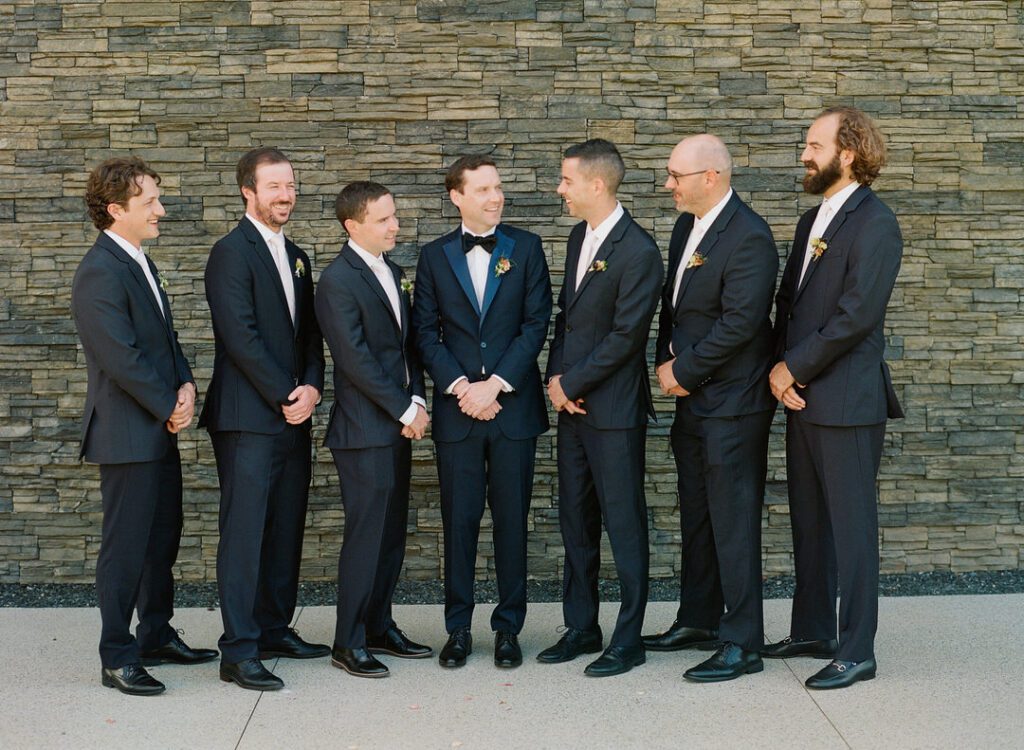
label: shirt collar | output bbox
[461,223,496,238]
[104,229,144,261]
[586,202,624,244]
[693,188,733,234]
[348,239,388,269]
[821,181,859,216]
[245,213,286,247]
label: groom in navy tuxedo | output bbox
[412,156,552,669]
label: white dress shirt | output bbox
[575,202,624,290]
[246,213,296,324]
[349,240,424,426]
[444,225,514,395]
[104,229,164,319]
[671,188,733,307]
[797,181,859,287]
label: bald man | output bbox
[644,135,779,682]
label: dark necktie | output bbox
[463,233,497,254]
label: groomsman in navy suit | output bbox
[767,106,903,689]
[72,157,217,696]
[539,139,664,677]
[412,156,552,669]
[316,181,433,678]
[644,135,778,683]
[202,148,328,692]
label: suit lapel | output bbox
[568,212,631,312]
[241,217,295,333]
[145,255,178,345]
[674,195,740,317]
[479,228,514,324]
[97,234,171,339]
[443,235,482,317]
[794,186,871,302]
[386,255,409,343]
[343,244,402,336]
[283,240,303,338]
[664,215,694,308]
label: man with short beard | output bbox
[201,147,328,691]
[766,107,904,689]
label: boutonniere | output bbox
[159,275,168,292]
[589,259,607,273]
[400,277,413,296]
[294,258,306,278]
[810,237,828,261]
[686,251,705,270]
[494,256,514,277]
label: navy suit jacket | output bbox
[655,193,779,418]
[774,185,904,426]
[546,209,664,430]
[200,216,324,435]
[412,224,552,443]
[315,243,425,450]
[71,232,194,464]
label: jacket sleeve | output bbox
[491,237,553,388]
[71,262,177,422]
[672,225,779,390]
[655,218,686,367]
[297,251,326,392]
[784,209,903,385]
[559,243,664,400]
[411,248,467,392]
[204,239,295,410]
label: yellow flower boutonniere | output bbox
[686,252,705,270]
[294,258,306,278]
[810,237,828,261]
[494,256,514,277]
[589,259,607,273]
[400,277,413,296]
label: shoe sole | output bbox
[140,654,218,667]
[258,650,331,660]
[806,670,876,690]
[762,652,836,660]
[101,674,165,696]
[330,657,390,678]
[218,672,284,691]
[684,661,764,683]
[643,639,721,653]
[438,656,469,668]
[368,647,433,660]
[584,654,646,677]
[495,659,523,669]
[536,645,603,664]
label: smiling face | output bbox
[345,192,399,256]
[107,175,165,248]
[801,114,849,196]
[243,160,296,231]
[450,164,504,234]
[664,142,710,216]
[557,157,594,220]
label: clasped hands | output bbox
[401,405,430,440]
[546,374,586,414]
[283,384,320,425]
[768,361,806,411]
[166,382,196,434]
[655,360,689,397]
[452,378,502,421]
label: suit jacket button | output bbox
[480,342,487,349]
[566,325,573,332]
[788,313,793,320]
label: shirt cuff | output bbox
[445,376,468,395]
[412,396,426,409]
[492,375,513,393]
[399,401,418,426]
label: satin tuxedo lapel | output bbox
[341,244,402,338]
[240,217,295,333]
[443,236,482,317]
[567,213,629,312]
[673,196,741,319]
[479,229,515,323]
[795,186,871,302]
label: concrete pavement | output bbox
[1,595,1021,749]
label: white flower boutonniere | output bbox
[400,277,413,296]
[810,237,828,262]
[159,275,169,292]
[294,258,306,278]
[589,259,607,273]
[494,256,514,277]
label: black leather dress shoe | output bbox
[219,658,284,691]
[641,621,719,652]
[141,633,219,666]
[331,647,390,678]
[762,636,839,659]
[259,628,331,660]
[494,632,522,668]
[439,628,472,668]
[584,644,645,677]
[536,628,603,664]
[684,642,763,683]
[101,665,165,696]
[805,658,877,689]
[366,626,433,659]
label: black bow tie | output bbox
[463,233,497,254]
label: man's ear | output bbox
[449,188,463,210]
